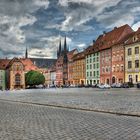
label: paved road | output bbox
[0,88,140,116]
[0,100,140,140]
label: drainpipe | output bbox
[124,45,125,83]
[110,47,112,85]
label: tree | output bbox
[25,70,45,87]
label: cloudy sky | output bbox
[0,0,140,59]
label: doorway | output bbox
[112,77,115,84]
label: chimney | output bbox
[114,27,117,30]
[93,40,95,44]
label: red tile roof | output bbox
[86,24,133,54]
[6,57,24,69]
[0,59,10,69]
[20,58,38,71]
[0,58,38,71]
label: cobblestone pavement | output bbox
[0,88,140,116]
[0,100,140,140]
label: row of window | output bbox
[101,57,111,64]
[86,80,100,85]
[112,65,124,72]
[128,47,139,55]
[87,57,99,63]
[87,71,99,77]
[101,51,111,57]
[112,56,123,62]
[87,63,99,69]
[128,60,139,69]
[102,67,111,73]
[87,65,124,73]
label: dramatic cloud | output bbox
[58,0,122,31]
[0,0,49,58]
[96,0,140,29]
[0,0,140,58]
[26,35,72,58]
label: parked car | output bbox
[92,84,97,88]
[122,83,129,88]
[116,83,123,88]
[77,84,85,88]
[85,84,92,88]
[98,84,111,89]
[69,84,76,88]
[137,82,140,88]
[62,85,69,88]
[96,84,100,88]
[98,84,105,89]
[49,84,56,88]
[111,83,117,88]
[104,84,111,89]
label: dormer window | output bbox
[133,36,138,42]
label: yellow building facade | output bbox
[125,41,140,84]
[72,51,86,85]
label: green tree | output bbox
[25,70,45,86]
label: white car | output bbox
[98,84,111,89]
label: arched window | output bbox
[15,73,21,85]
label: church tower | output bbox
[57,39,62,58]
[25,47,28,59]
[63,36,68,85]
[63,36,68,63]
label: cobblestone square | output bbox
[0,100,140,140]
[0,88,140,139]
[0,88,140,115]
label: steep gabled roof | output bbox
[20,58,38,71]
[6,57,24,69]
[98,24,133,49]
[0,58,39,71]
[86,24,133,55]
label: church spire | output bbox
[57,39,61,58]
[25,46,28,59]
[64,36,67,52]
[59,39,61,55]
[64,36,69,53]
[63,36,68,63]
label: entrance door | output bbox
[112,77,115,84]
[81,80,84,85]
[106,79,109,84]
